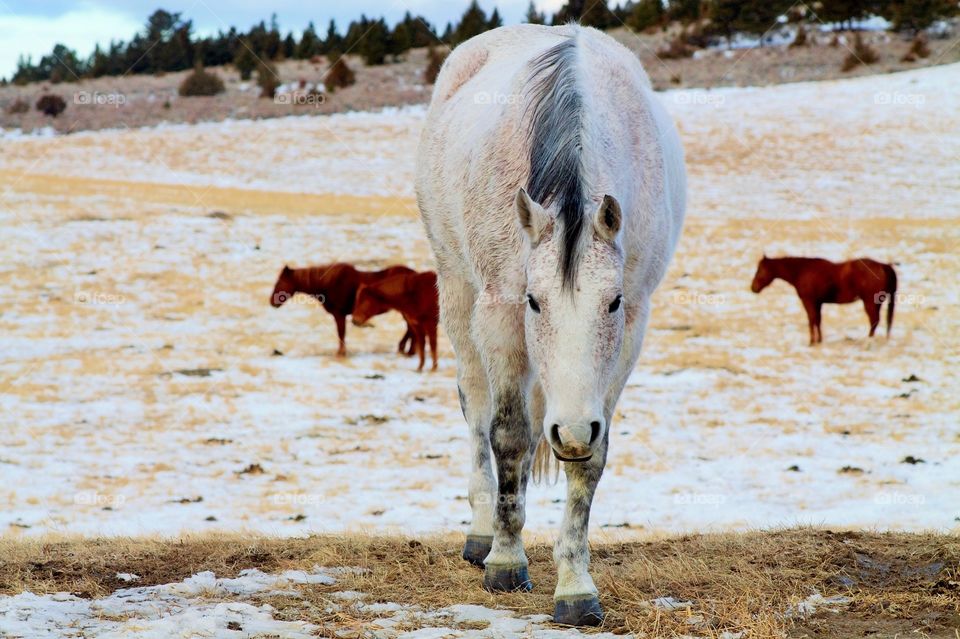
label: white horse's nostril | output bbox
[589,421,601,445]
[550,423,561,445]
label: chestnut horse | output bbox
[353,271,440,372]
[270,263,415,356]
[751,255,897,345]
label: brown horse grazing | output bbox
[353,271,440,371]
[751,255,897,345]
[270,263,415,357]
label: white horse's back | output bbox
[417,25,682,292]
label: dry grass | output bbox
[1,529,957,637]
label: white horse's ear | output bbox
[593,194,621,242]
[516,187,549,244]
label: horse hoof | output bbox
[461,535,492,567]
[553,596,603,626]
[483,564,533,592]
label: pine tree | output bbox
[323,18,343,56]
[882,0,956,32]
[263,14,282,59]
[358,18,390,65]
[234,43,257,80]
[297,22,320,59]
[553,0,587,24]
[709,0,745,44]
[452,1,490,45]
[733,0,791,41]
[580,0,616,28]
[488,8,503,29]
[525,1,546,24]
[627,0,666,31]
[441,22,454,43]
[392,13,415,53]
[89,44,111,77]
[282,32,296,58]
[667,0,704,23]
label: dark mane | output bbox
[526,35,586,289]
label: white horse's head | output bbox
[517,187,625,462]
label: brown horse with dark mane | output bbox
[353,271,440,371]
[751,255,897,345]
[271,263,415,357]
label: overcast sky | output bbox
[0,0,569,79]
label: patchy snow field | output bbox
[1,62,958,546]
[0,565,638,638]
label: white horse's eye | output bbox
[608,295,622,313]
[527,294,541,313]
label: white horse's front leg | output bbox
[553,441,607,625]
[437,275,496,565]
[472,303,534,592]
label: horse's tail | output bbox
[884,263,897,337]
[531,433,559,485]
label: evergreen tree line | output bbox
[9,0,956,85]
[542,0,956,37]
[9,8,446,84]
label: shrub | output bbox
[790,25,808,47]
[901,34,931,61]
[36,94,66,117]
[6,97,29,114]
[178,65,225,96]
[657,34,694,59]
[324,55,356,92]
[424,46,448,85]
[842,33,879,72]
[683,21,710,49]
[257,61,280,98]
[234,46,257,81]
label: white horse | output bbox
[416,24,685,626]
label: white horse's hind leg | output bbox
[471,302,534,591]
[553,444,607,626]
[438,275,496,564]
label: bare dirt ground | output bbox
[1,24,958,134]
[1,529,958,637]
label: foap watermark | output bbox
[874,291,925,308]
[672,91,725,109]
[273,291,324,306]
[671,290,726,306]
[674,492,727,508]
[74,491,126,508]
[74,91,126,108]
[474,90,521,106]
[874,491,926,506]
[471,491,526,507]
[74,290,125,305]
[271,492,327,506]
[477,291,526,307]
[874,92,926,108]
[275,91,326,107]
